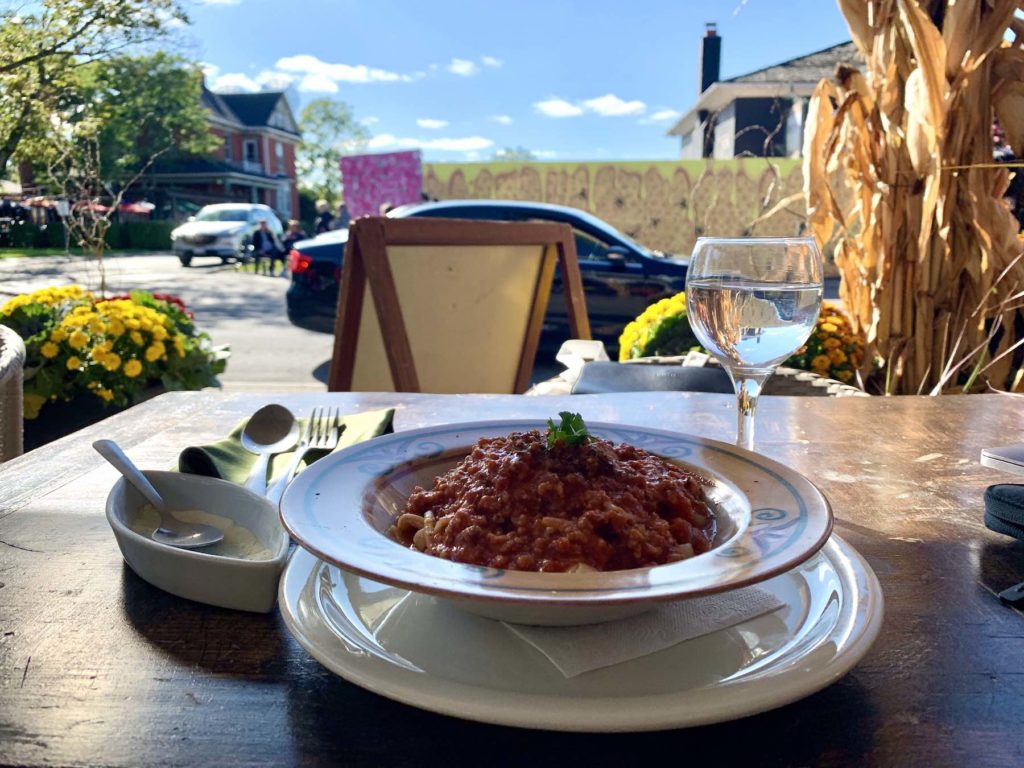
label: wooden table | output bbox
[1,391,1022,767]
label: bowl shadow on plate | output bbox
[119,564,288,674]
[280,651,881,765]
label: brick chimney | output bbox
[699,22,721,94]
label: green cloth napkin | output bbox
[178,407,394,485]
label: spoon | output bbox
[92,439,225,549]
[240,404,300,495]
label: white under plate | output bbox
[279,534,884,732]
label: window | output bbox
[276,142,284,163]
[224,135,233,161]
[244,140,258,162]
[573,231,611,261]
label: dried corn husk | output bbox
[806,0,1024,394]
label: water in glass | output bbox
[686,238,823,451]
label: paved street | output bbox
[0,253,335,391]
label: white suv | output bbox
[171,203,283,267]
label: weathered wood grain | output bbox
[1,391,1023,767]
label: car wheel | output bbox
[179,254,192,267]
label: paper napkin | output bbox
[504,585,784,678]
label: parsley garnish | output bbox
[546,412,591,448]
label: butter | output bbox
[131,505,275,561]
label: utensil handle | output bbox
[245,452,271,495]
[266,447,307,505]
[92,439,167,512]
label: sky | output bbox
[184,0,853,163]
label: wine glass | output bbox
[686,237,823,451]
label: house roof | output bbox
[149,156,287,182]
[667,40,862,138]
[219,93,283,127]
[200,87,302,138]
[724,41,861,85]
[201,86,241,126]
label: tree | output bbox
[38,53,217,291]
[295,98,369,205]
[492,146,536,162]
[0,0,187,176]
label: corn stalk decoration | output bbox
[805,0,1024,394]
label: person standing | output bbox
[250,219,283,276]
[334,202,351,231]
[279,219,307,276]
[314,199,334,234]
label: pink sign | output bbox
[340,150,423,218]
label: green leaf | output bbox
[546,411,590,448]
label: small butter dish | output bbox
[106,470,289,613]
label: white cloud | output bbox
[297,73,338,93]
[419,136,493,151]
[416,118,449,130]
[649,108,680,122]
[535,94,647,118]
[464,151,481,161]
[533,150,558,159]
[491,114,513,125]
[362,116,380,125]
[197,0,241,5]
[256,70,296,90]
[581,93,646,116]
[200,62,219,79]
[367,134,398,149]
[367,134,494,152]
[210,72,260,93]
[447,58,478,77]
[275,54,411,84]
[481,56,503,68]
[534,97,584,118]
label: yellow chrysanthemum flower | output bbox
[40,342,60,359]
[151,324,168,341]
[123,358,143,378]
[66,356,82,371]
[145,343,165,362]
[68,330,89,350]
[95,388,114,402]
[108,319,126,337]
[130,331,144,346]
[50,328,67,343]
[102,353,122,372]
[811,354,832,371]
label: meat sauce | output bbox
[392,429,716,573]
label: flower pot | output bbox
[23,384,164,451]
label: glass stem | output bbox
[729,368,772,451]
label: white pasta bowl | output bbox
[279,420,833,626]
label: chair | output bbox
[328,216,590,394]
[0,324,25,461]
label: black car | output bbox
[285,200,689,361]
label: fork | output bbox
[266,407,340,505]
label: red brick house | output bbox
[146,87,302,220]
